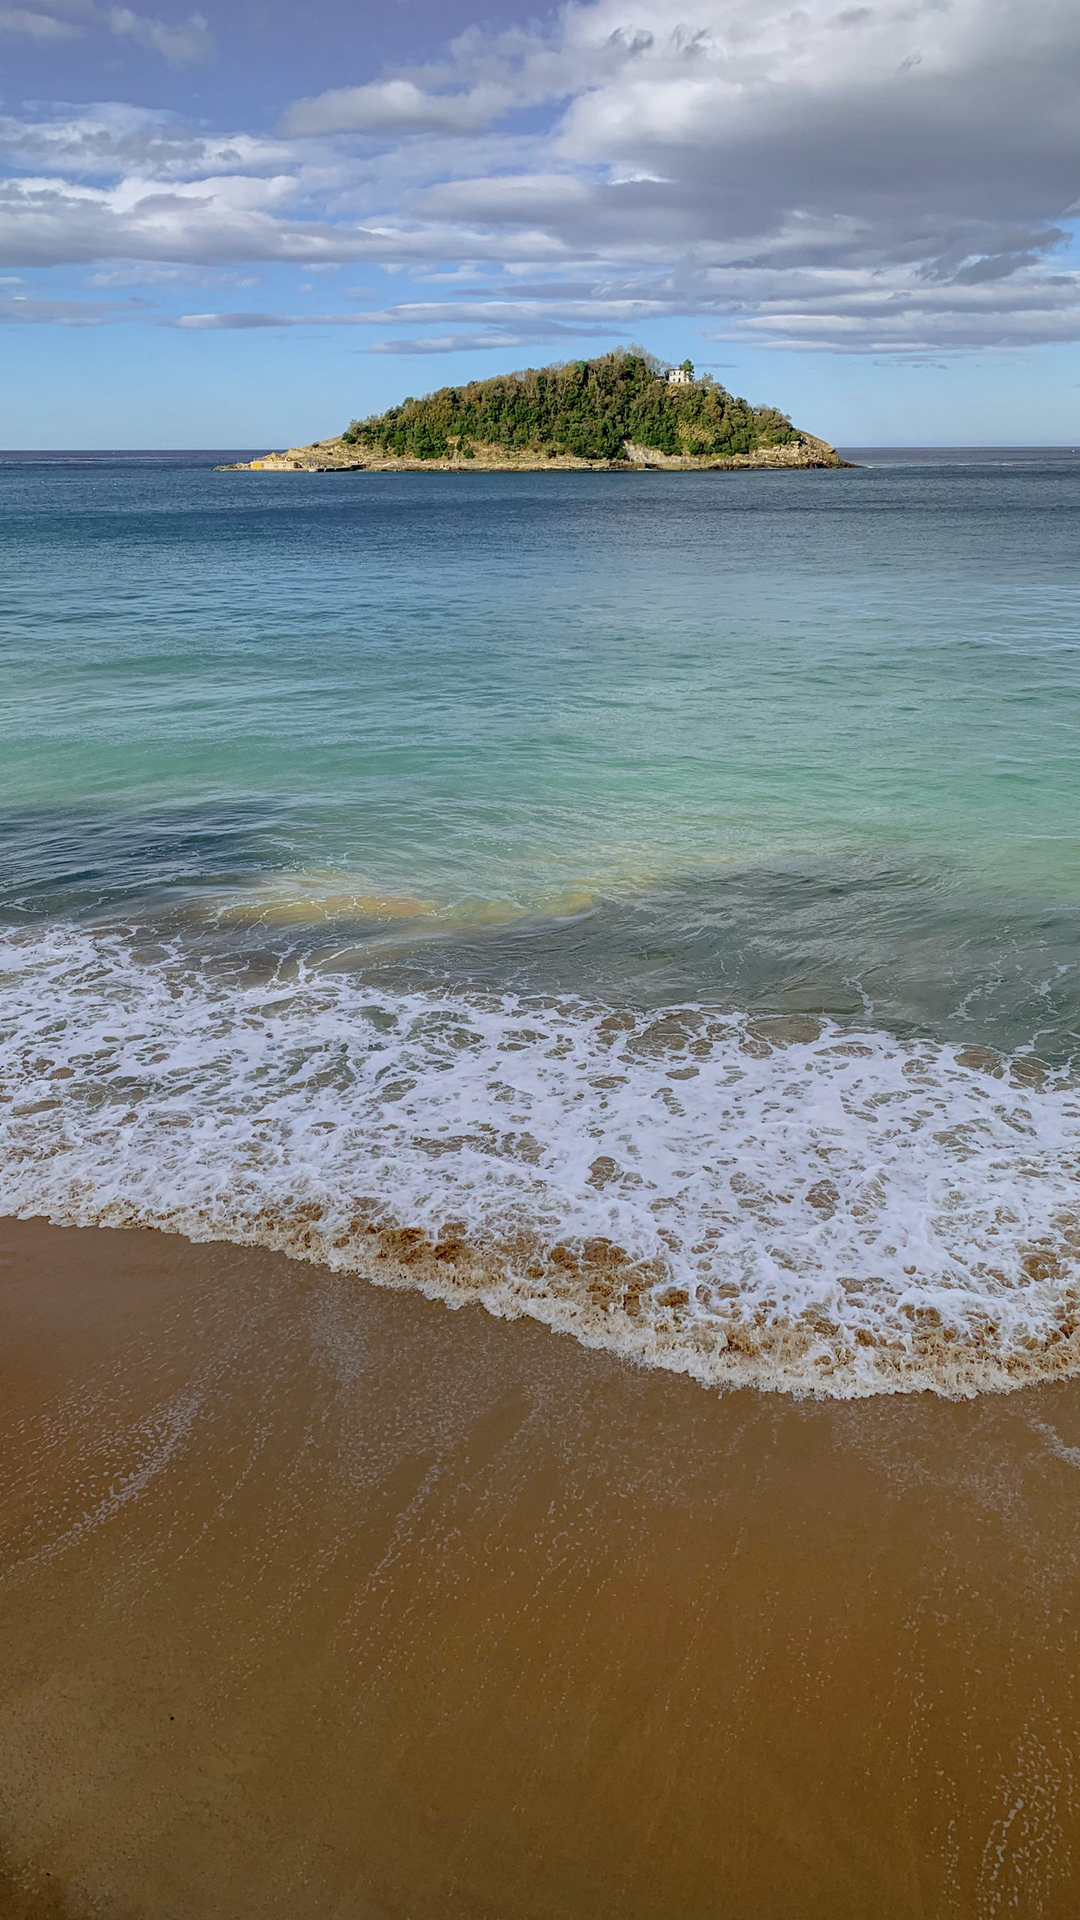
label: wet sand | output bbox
[2,1217,1080,1919]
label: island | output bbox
[219,349,846,473]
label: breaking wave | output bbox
[2,921,1080,1399]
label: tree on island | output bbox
[342,348,795,464]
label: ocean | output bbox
[2,448,1078,1398]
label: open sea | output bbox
[1,447,1078,1397]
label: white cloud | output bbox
[175,309,291,328]
[0,8,81,39]
[0,288,143,320]
[0,2,214,60]
[415,173,592,224]
[368,330,537,353]
[88,260,262,286]
[158,270,1080,358]
[0,106,291,180]
[283,79,511,138]
[0,171,560,270]
[105,6,213,66]
[169,305,610,354]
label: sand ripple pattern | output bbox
[2,924,1080,1398]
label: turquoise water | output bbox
[2,453,1079,1395]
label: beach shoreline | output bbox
[3,1214,1080,1919]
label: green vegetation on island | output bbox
[341,349,799,465]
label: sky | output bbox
[3,0,1080,446]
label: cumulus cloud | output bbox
[3,0,1080,353]
[0,155,483,267]
[0,106,290,179]
[277,0,1080,352]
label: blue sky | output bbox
[3,0,1080,446]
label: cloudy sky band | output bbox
[3,0,1079,441]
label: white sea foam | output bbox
[2,922,1079,1398]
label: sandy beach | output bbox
[2,1215,1079,1919]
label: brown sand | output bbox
[2,1217,1079,1920]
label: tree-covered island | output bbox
[222,349,843,472]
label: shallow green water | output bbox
[2,454,1077,1051]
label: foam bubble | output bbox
[2,923,1079,1398]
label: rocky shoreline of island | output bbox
[219,430,848,473]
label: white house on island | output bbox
[667,366,693,385]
